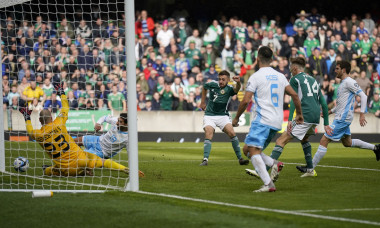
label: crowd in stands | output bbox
[1,8,380,117]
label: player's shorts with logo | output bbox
[203,115,231,131]
[83,135,104,158]
[289,121,317,140]
[245,121,279,150]
[324,119,351,141]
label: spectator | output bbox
[75,20,92,40]
[42,78,54,100]
[67,90,78,109]
[151,92,161,110]
[360,33,373,55]
[44,91,62,113]
[57,18,75,39]
[184,29,203,50]
[185,41,201,68]
[203,64,218,82]
[174,51,191,76]
[22,81,44,106]
[308,47,326,84]
[203,20,222,47]
[303,31,320,57]
[156,20,173,48]
[240,41,257,84]
[7,85,19,107]
[159,83,174,110]
[136,10,155,44]
[294,27,306,48]
[201,44,217,71]
[108,84,126,112]
[356,71,372,95]
[369,93,380,117]
[294,10,311,32]
[77,44,94,71]
[363,13,375,34]
[173,18,192,50]
[262,31,282,55]
[220,25,235,71]
[356,21,369,35]
[92,18,107,38]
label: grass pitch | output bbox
[1,141,380,227]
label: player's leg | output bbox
[299,137,317,177]
[342,135,380,161]
[244,123,279,191]
[270,131,293,164]
[201,116,216,166]
[83,151,145,177]
[222,123,249,165]
[312,135,331,169]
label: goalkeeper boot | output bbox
[374,144,380,161]
[200,158,208,166]
[253,181,276,193]
[245,169,260,179]
[300,169,317,177]
[239,158,249,165]
[270,160,284,183]
[296,165,308,173]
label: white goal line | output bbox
[138,191,380,226]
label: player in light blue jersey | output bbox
[298,60,380,173]
[233,46,304,192]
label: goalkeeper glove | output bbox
[19,106,32,121]
[54,82,65,96]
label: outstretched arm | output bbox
[55,83,69,119]
[232,76,241,93]
[19,107,37,140]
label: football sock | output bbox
[103,159,126,170]
[351,139,375,150]
[302,142,313,169]
[312,145,327,168]
[251,154,271,185]
[230,136,242,159]
[270,145,283,160]
[260,153,274,170]
[203,139,212,159]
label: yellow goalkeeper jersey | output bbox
[26,94,84,164]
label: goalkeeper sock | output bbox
[103,159,126,170]
[231,136,242,159]
[302,141,313,169]
[351,139,375,150]
[312,145,327,168]
[203,139,212,159]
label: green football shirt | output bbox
[289,72,328,125]
[107,92,125,111]
[204,81,236,116]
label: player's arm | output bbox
[95,115,117,132]
[200,85,208,111]
[232,91,253,127]
[357,91,368,127]
[19,107,38,140]
[55,82,69,119]
[287,77,298,122]
[285,85,303,124]
[232,76,241,93]
[318,92,333,136]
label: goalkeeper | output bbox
[74,113,129,160]
[19,82,144,177]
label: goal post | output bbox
[0,0,139,193]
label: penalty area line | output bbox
[138,191,380,226]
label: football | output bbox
[14,157,29,172]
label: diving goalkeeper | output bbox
[19,82,144,177]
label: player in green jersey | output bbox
[245,57,332,179]
[200,70,249,166]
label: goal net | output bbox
[0,0,137,192]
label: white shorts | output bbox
[203,115,231,131]
[289,121,317,141]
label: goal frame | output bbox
[0,0,139,193]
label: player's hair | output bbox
[290,57,306,69]
[39,109,52,125]
[258,46,273,64]
[218,70,230,78]
[120,113,128,124]
[337,60,351,74]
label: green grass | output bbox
[1,141,380,227]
